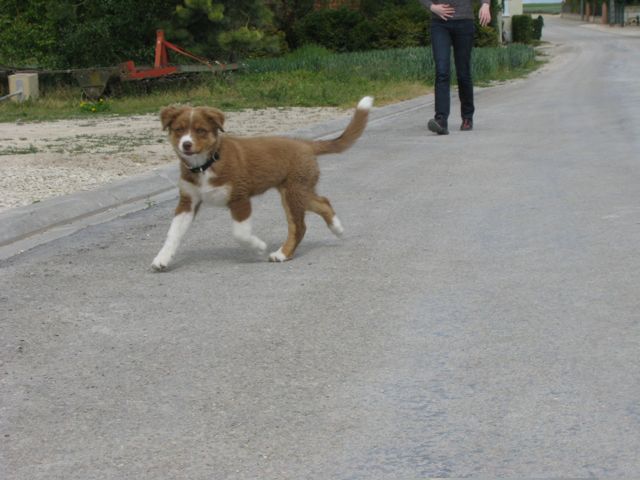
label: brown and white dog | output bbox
[151,96,373,270]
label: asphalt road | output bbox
[2,17,640,479]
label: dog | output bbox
[151,96,373,270]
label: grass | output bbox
[0,144,38,155]
[0,44,538,123]
[524,3,562,14]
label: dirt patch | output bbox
[0,107,349,212]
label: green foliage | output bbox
[0,0,176,68]
[79,98,111,114]
[218,27,285,59]
[175,0,224,22]
[293,7,368,52]
[0,0,282,69]
[244,43,535,86]
[0,43,537,122]
[293,1,432,52]
[475,25,499,48]
[369,3,431,49]
[0,0,60,67]
[472,0,500,46]
[532,15,544,41]
[0,0,512,73]
[470,42,535,80]
[512,13,543,43]
[270,0,316,47]
[167,0,282,60]
[523,3,562,14]
[512,14,534,44]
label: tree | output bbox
[269,0,315,48]
[0,0,176,68]
[166,0,284,60]
[0,0,58,67]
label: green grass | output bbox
[524,3,562,14]
[0,144,38,155]
[0,44,538,123]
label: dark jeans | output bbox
[431,19,475,124]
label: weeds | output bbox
[79,98,111,114]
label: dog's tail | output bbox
[309,96,373,155]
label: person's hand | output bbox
[430,3,455,21]
[479,4,491,26]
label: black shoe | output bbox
[460,118,473,131]
[428,117,449,135]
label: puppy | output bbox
[151,96,373,270]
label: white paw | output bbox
[151,260,167,271]
[268,248,289,262]
[330,216,344,238]
[151,251,171,271]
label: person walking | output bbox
[420,0,491,134]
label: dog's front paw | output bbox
[151,260,168,271]
[268,248,290,263]
[151,251,171,271]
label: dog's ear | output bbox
[160,105,186,130]
[201,107,225,133]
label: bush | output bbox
[293,7,370,52]
[532,15,544,41]
[475,25,499,47]
[512,14,534,44]
[370,4,430,49]
[472,0,500,46]
[293,2,431,52]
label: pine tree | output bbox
[168,0,283,60]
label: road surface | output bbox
[2,17,639,479]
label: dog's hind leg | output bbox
[229,198,267,256]
[152,194,201,271]
[306,194,344,238]
[270,187,307,262]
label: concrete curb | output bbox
[0,165,180,247]
[0,95,431,253]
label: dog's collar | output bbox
[189,151,220,174]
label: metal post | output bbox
[0,91,23,102]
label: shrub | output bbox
[475,25,499,47]
[532,15,544,41]
[512,14,534,44]
[293,7,370,52]
[370,4,430,49]
[293,2,431,52]
[472,0,500,46]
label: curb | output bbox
[0,95,431,255]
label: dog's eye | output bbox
[174,127,185,134]
[196,128,208,136]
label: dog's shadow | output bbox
[168,239,342,271]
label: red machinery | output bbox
[122,30,236,80]
[4,30,239,98]
[64,30,239,97]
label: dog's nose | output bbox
[182,141,193,151]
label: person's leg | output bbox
[452,19,476,125]
[430,20,452,127]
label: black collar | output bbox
[189,151,220,174]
